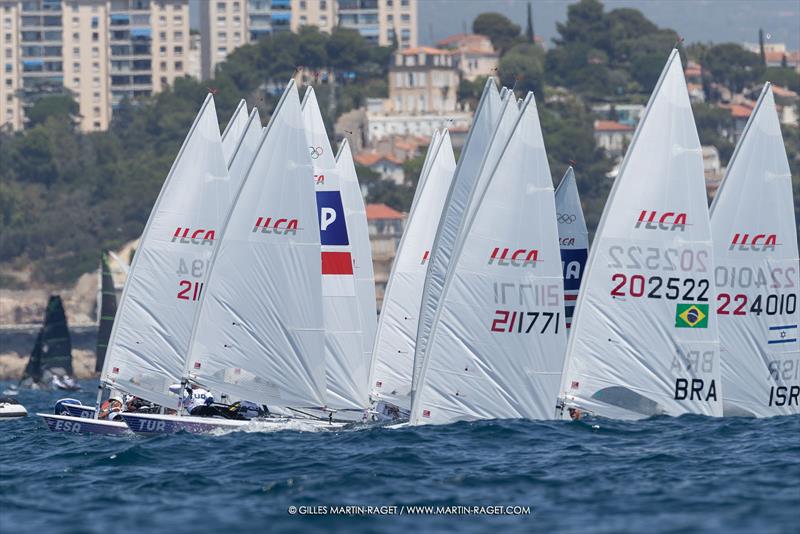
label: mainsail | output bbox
[710,83,799,417]
[221,99,249,165]
[370,130,455,410]
[554,167,589,332]
[95,251,118,374]
[410,93,566,425]
[302,87,366,411]
[559,50,721,419]
[100,94,235,408]
[24,295,73,383]
[184,81,327,409]
[412,79,504,400]
[336,139,378,398]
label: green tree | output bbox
[25,95,79,128]
[498,43,545,96]
[704,43,765,93]
[473,12,521,54]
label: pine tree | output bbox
[526,2,535,43]
[758,28,766,66]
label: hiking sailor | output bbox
[98,395,124,421]
[169,383,215,416]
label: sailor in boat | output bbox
[98,395,125,421]
[169,382,269,420]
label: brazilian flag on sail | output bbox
[675,303,709,328]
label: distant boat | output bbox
[554,167,589,334]
[410,91,567,425]
[20,295,79,391]
[558,49,720,420]
[710,82,799,417]
[369,129,455,415]
[0,397,27,418]
[94,251,118,375]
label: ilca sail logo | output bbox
[488,247,539,268]
[252,216,299,235]
[635,210,687,232]
[172,227,215,245]
[730,233,778,252]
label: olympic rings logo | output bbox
[309,146,324,159]
[557,213,577,224]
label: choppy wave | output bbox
[1,381,798,533]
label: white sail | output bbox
[412,79,504,399]
[221,99,249,165]
[336,139,378,395]
[555,167,589,333]
[370,130,456,410]
[410,93,566,425]
[710,83,799,417]
[101,94,235,408]
[301,87,366,411]
[559,50,721,419]
[184,81,327,408]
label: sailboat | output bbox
[369,129,456,415]
[300,87,367,420]
[336,138,378,410]
[409,92,566,425]
[122,81,347,434]
[710,82,799,417]
[20,295,77,391]
[95,251,118,374]
[554,167,589,332]
[40,95,240,435]
[558,49,721,420]
[412,79,506,404]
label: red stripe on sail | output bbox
[321,251,353,275]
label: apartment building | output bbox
[0,0,189,132]
[200,0,417,80]
[0,1,23,130]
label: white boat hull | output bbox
[121,412,348,434]
[0,402,27,418]
[38,413,130,435]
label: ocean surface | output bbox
[2,380,798,534]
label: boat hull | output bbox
[121,412,348,434]
[0,405,27,418]
[55,401,96,419]
[38,413,130,435]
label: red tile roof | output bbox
[354,152,403,166]
[366,203,405,220]
[594,120,634,132]
[401,46,451,56]
[720,102,754,119]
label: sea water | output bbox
[1,380,798,533]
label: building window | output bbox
[73,47,80,57]
[174,31,182,40]
[217,15,225,26]
[233,2,240,12]
[160,60,166,69]
[4,63,10,72]
[174,45,183,55]
[4,49,10,59]
[73,32,79,40]
[4,33,10,42]
[93,106,100,116]
[160,76,167,86]
[175,60,182,71]
[92,32,99,41]
[173,15,182,23]
[299,0,306,8]
[216,2,225,12]
[320,0,326,9]
[159,16,166,26]
[73,77,80,86]
[93,92,100,103]
[92,47,99,58]
[160,45,166,56]
[91,16,98,29]
[73,62,79,70]
[160,31,166,40]
[93,121,101,129]
[72,16,79,27]
[217,31,226,40]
